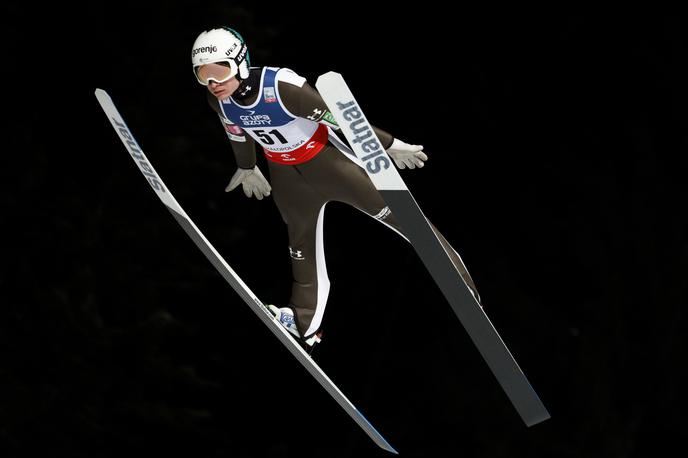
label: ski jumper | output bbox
[208,67,479,339]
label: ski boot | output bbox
[267,304,322,353]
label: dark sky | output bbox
[2,5,687,458]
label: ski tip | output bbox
[315,71,343,86]
[94,88,111,105]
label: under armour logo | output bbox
[307,108,323,121]
[289,247,305,261]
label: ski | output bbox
[94,89,397,454]
[315,72,550,427]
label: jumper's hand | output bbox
[225,166,272,200]
[386,138,428,169]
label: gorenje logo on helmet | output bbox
[192,45,217,58]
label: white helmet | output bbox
[191,27,250,81]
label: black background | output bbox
[2,5,687,457]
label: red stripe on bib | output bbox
[263,124,328,165]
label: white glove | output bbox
[386,138,428,169]
[225,166,272,200]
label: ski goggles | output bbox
[193,60,238,85]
